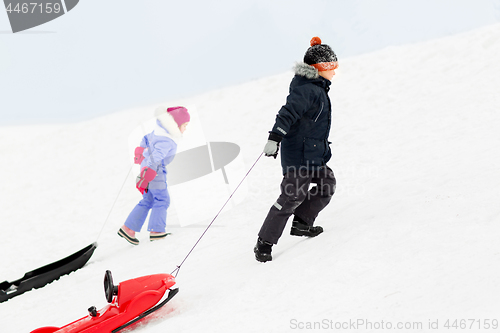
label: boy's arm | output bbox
[263,86,314,158]
[271,86,314,137]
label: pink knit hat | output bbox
[167,106,190,127]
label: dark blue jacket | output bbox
[271,63,332,175]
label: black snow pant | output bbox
[258,166,336,244]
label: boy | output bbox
[255,37,338,262]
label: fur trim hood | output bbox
[154,106,182,140]
[294,62,319,79]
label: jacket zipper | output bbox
[314,102,324,122]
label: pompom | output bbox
[310,36,322,47]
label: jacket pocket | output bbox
[303,137,325,167]
[324,141,332,163]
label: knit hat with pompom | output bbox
[303,37,338,71]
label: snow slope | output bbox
[1,23,500,332]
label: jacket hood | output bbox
[292,62,331,91]
[154,106,182,140]
[294,62,319,79]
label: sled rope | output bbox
[171,152,264,278]
[95,164,134,243]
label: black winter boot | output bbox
[254,237,272,262]
[290,216,323,237]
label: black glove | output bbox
[263,132,283,159]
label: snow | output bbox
[1,23,500,332]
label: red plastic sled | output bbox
[31,270,178,333]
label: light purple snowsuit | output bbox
[124,120,177,233]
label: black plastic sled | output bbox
[0,242,97,303]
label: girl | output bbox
[118,106,190,245]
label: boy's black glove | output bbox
[263,132,283,159]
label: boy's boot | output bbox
[290,215,323,237]
[254,237,273,263]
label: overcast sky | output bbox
[1,0,499,125]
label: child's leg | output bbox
[258,169,312,244]
[147,187,170,233]
[293,166,336,225]
[124,191,154,232]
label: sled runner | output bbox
[31,270,178,333]
[0,243,97,303]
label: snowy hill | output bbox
[1,23,500,332]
